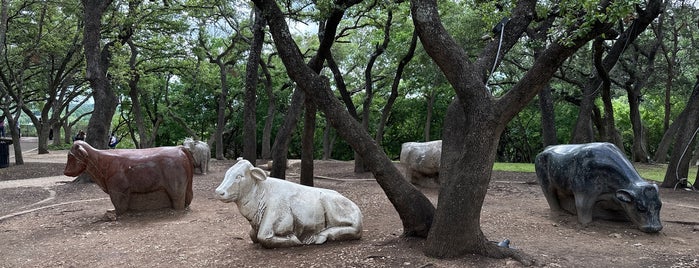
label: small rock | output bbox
[608,233,622,238]
[693,225,699,232]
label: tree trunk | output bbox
[270,88,304,179]
[243,8,265,163]
[215,62,229,160]
[654,110,684,163]
[595,38,623,149]
[356,11,390,173]
[76,0,117,183]
[376,30,417,146]
[260,60,275,160]
[570,0,662,145]
[539,86,557,147]
[300,95,316,186]
[322,120,335,160]
[627,83,650,162]
[662,77,699,188]
[127,40,150,148]
[254,0,435,237]
[424,90,436,142]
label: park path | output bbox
[1,136,71,189]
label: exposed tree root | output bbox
[480,240,536,266]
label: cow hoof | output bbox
[102,210,117,221]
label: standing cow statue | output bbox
[64,141,194,216]
[400,140,442,187]
[535,142,662,233]
[215,159,363,248]
[183,137,210,174]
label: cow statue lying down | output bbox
[535,142,662,233]
[215,159,363,248]
[400,140,442,187]
[64,141,194,216]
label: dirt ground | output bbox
[0,150,698,268]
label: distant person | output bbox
[108,133,119,149]
[0,118,5,138]
[74,130,86,142]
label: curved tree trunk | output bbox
[662,77,699,188]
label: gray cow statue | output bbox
[400,140,442,187]
[183,137,210,174]
[535,142,662,233]
[215,159,363,248]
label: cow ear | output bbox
[615,189,635,204]
[72,143,88,159]
[249,167,267,182]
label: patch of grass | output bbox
[492,162,536,173]
[493,162,697,185]
[633,163,697,184]
[48,143,73,150]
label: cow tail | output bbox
[181,146,195,207]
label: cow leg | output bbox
[573,192,595,225]
[167,188,187,210]
[539,183,562,211]
[256,210,302,248]
[313,226,361,244]
[109,191,130,215]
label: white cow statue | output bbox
[183,137,210,174]
[215,159,363,248]
[400,140,442,187]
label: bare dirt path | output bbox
[0,149,698,267]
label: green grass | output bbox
[493,162,697,184]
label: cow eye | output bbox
[637,204,648,213]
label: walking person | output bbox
[0,117,5,138]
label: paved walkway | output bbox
[2,137,72,188]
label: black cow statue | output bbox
[535,142,662,233]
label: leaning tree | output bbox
[253,0,644,263]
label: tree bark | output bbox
[539,86,558,147]
[662,77,699,188]
[260,60,275,160]
[243,8,265,163]
[76,0,119,183]
[424,90,436,142]
[594,37,623,149]
[270,88,304,179]
[300,94,316,186]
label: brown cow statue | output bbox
[64,141,194,216]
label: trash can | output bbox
[0,139,10,168]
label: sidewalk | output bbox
[7,136,69,163]
[2,136,72,188]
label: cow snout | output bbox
[215,188,233,202]
[639,224,662,233]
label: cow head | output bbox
[215,158,267,203]
[63,141,89,176]
[615,184,663,233]
[183,137,195,150]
